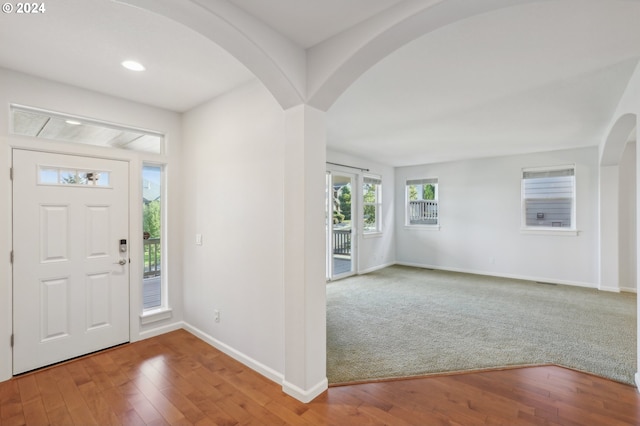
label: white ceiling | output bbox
[328,0,640,166]
[0,0,255,112]
[228,0,405,48]
[0,0,639,166]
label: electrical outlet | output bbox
[214,309,220,323]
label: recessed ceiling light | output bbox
[121,60,145,72]
[65,120,82,125]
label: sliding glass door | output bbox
[326,171,356,280]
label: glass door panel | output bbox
[326,172,355,280]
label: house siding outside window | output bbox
[522,166,575,229]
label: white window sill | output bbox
[404,225,440,231]
[520,228,579,236]
[140,307,173,325]
[363,232,383,239]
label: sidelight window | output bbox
[142,165,163,311]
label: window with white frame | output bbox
[522,166,575,229]
[363,175,382,233]
[11,104,164,154]
[142,164,164,311]
[406,178,438,225]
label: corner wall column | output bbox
[282,104,328,402]
[635,126,640,390]
[599,165,620,292]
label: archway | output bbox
[599,113,637,292]
[110,0,555,402]
[601,114,637,166]
[115,0,541,112]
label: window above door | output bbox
[10,104,164,154]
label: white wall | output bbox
[181,79,286,379]
[395,147,600,287]
[326,150,395,273]
[601,60,640,388]
[620,142,637,292]
[0,68,184,382]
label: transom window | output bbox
[11,104,164,154]
[522,166,575,229]
[406,178,438,226]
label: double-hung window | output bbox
[406,178,438,226]
[363,175,382,234]
[522,166,575,230]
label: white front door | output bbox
[12,150,130,374]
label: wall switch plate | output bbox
[195,233,203,245]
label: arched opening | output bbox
[601,114,637,166]
[600,113,638,292]
[325,2,640,390]
[15,0,633,401]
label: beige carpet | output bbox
[326,265,637,385]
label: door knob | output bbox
[114,258,127,265]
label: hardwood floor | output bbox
[2,329,639,425]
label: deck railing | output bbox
[144,238,161,278]
[409,200,438,224]
[333,229,351,255]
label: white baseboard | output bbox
[599,284,638,293]
[182,323,329,402]
[358,261,395,275]
[136,321,183,342]
[182,322,284,386]
[395,261,597,289]
[283,377,328,403]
